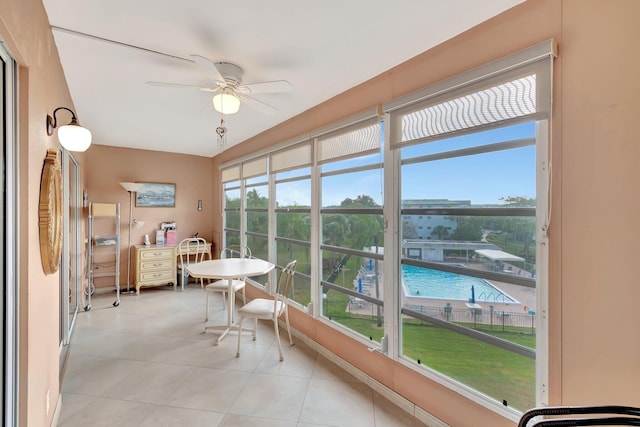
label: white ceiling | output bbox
[42,0,524,158]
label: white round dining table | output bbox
[186,258,275,344]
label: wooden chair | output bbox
[236,260,297,361]
[177,237,207,291]
[204,245,251,321]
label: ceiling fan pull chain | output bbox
[216,116,228,150]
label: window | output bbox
[243,158,269,284]
[222,184,241,247]
[221,165,241,247]
[272,142,313,306]
[399,122,537,411]
[220,40,554,418]
[318,116,384,340]
[386,40,553,414]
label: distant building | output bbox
[402,240,499,262]
[401,199,471,240]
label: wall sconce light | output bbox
[197,200,203,211]
[46,107,92,152]
[133,219,145,229]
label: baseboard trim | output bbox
[286,323,450,427]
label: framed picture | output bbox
[135,182,176,207]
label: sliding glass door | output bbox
[60,151,81,364]
[0,39,18,427]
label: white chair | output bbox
[177,237,207,291]
[236,259,297,361]
[204,245,251,321]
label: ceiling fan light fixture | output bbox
[212,89,240,115]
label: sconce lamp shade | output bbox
[212,89,241,115]
[120,182,144,193]
[46,107,92,152]
[58,123,92,152]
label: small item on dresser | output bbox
[144,234,151,246]
[166,229,177,245]
[155,229,165,246]
[160,221,176,231]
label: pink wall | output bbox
[3,0,640,426]
[84,144,216,286]
[0,0,83,425]
[559,0,640,404]
[219,0,640,425]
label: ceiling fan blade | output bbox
[243,95,278,116]
[241,80,293,94]
[146,81,218,92]
[190,54,225,85]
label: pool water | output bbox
[402,265,518,303]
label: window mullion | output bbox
[268,168,276,292]
[310,137,321,317]
[384,113,400,359]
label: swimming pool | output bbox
[402,265,518,303]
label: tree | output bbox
[277,211,310,260]
[246,188,267,208]
[499,196,535,207]
[497,196,536,261]
[340,194,379,208]
[323,214,349,247]
[451,220,482,241]
[431,225,450,240]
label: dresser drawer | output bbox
[139,248,174,260]
[139,269,175,282]
[140,259,173,271]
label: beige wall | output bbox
[84,145,216,286]
[2,0,640,426]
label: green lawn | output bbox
[333,312,535,411]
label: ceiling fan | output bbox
[147,54,293,116]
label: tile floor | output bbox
[59,285,427,427]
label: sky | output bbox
[273,122,537,207]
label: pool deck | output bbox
[403,279,535,314]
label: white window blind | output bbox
[270,141,312,173]
[386,39,556,149]
[317,117,381,164]
[221,165,240,183]
[242,157,267,179]
[401,75,536,143]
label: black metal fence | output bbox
[405,303,536,333]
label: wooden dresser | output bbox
[133,244,176,293]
